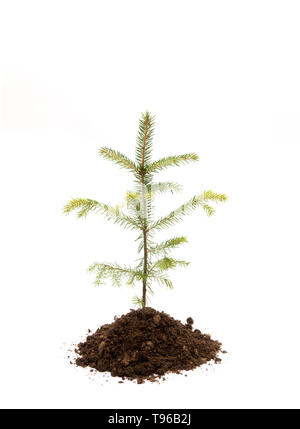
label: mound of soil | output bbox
[74,307,224,383]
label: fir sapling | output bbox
[63,112,227,307]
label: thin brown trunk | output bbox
[141,116,149,307]
[142,228,147,307]
[141,176,147,307]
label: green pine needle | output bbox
[148,191,227,231]
[147,182,183,196]
[99,147,138,174]
[63,198,142,230]
[148,236,188,255]
[88,263,144,287]
[150,257,190,272]
[146,153,199,174]
[135,111,155,170]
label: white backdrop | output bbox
[1,0,300,409]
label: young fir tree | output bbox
[63,112,227,307]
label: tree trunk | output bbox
[142,228,147,307]
[140,115,149,307]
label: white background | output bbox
[0,0,300,409]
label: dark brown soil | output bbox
[74,307,224,383]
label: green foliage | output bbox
[146,153,199,174]
[149,274,173,289]
[148,236,188,255]
[63,198,141,230]
[135,112,155,170]
[147,182,183,196]
[99,147,138,175]
[132,295,145,308]
[151,257,190,272]
[88,263,144,287]
[63,198,101,218]
[63,112,227,307]
[148,191,227,231]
